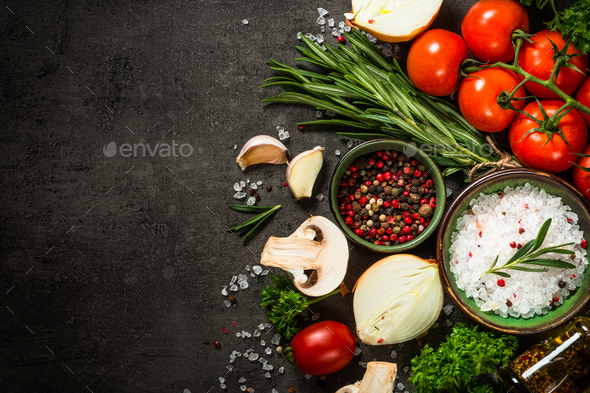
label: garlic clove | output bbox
[286,146,324,201]
[350,0,443,43]
[236,135,288,171]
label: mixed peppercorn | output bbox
[337,150,436,246]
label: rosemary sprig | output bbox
[480,218,576,279]
[227,204,281,241]
[261,29,500,178]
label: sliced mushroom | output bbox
[336,361,397,393]
[260,216,348,297]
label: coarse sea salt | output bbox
[449,183,587,319]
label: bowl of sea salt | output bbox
[437,168,590,335]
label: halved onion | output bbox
[353,254,443,345]
[349,0,443,43]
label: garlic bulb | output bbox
[236,135,288,170]
[354,254,443,345]
[286,146,324,200]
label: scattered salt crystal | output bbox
[260,340,265,346]
[271,333,281,345]
[236,351,242,357]
[319,44,327,51]
[265,347,272,355]
[279,366,284,374]
[258,323,265,330]
[234,191,247,200]
[397,383,405,390]
[234,182,242,192]
[240,385,247,391]
[224,300,231,308]
[383,48,393,57]
[358,361,368,368]
[297,32,302,40]
[390,350,397,359]
[237,274,247,284]
[247,196,256,206]
[446,319,453,326]
[240,180,246,188]
[250,272,255,278]
[304,374,312,380]
[318,7,328,16]
[253,329,260,337]
[233,144,238,150]
[320,26,325,33]
[304,33,316,41]
[316,34,324,44]
[236,332,241,338]
[354,347,362,356]
[278,130,290,141]
[366,33,377,43]
[246,178,250,183]
[276,126,284,132]
[238,377,246,383]
[256,180,262,186]
[265,323,272,328]
[250,183,257,190]
[229,284,238,291]
[219,377,225,383]
[446,187,453,197]
[265,372,271,379]
[338,21,345,28]
[316,193,324,202]
[273,389,279,393]
[262,364,273,371]
[248,352,259,361]
[443,304,454,315]
[253,266,263,275]
[227,365,233,372]
[403,366,410,373]
[222,286,228,296]
[245,265,251,271]
[335,150,341,156]
[432,322,439,329]
[242,19,249,25]
[258,357,267,364]
[331,28,341,37]
[220,384,226,390]
[347,140,354,149]
[184,389,191,393]
[261,270,269,276]
[240,281,248,289]
[344,25,351,32]
[344,12,354,19]
[245,330,252,338]
[317,16,326,25]
[312,312,321,320]
[328,18,335,27]
[316,110,323,118]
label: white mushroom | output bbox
[260,216,348,297]
[336,361,397,393]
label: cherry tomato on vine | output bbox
[291,321,357,375]
[461,0,529,63]
[573,143,590,201]
[407,29,469,96]
[458,67,526,132]
[509,100,588,173]
[517,29,588,99]
[575,76,590,128]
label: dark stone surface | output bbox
[0,0,584,392]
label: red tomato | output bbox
[509,100,588,173]
[291,321,357,375]
[573,143,590,200]
[461,0,529,63]
[517,29,588,99]
[407,29,469,96]
[458,67,526,132]
[575,76,590,128]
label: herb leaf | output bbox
[532,218,551,251]
[228,204,275,213]
[227,204,281,241]
[521,258,576,269]
[506,239,535,264]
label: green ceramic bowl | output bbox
[329,139,445,253]
[437,168,590,335]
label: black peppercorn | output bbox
[228,295,236,303]
[266,185,272,192]
[254,193,260,200]
[558,281,566,288]
[214,340,221,348]
[401,202,410,211]
[506,300,512,307]
[248,188,256,196]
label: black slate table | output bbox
[1,0,584,392]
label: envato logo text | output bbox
[402,142,495,158]
[103,141,194,158]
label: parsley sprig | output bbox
[480,218,576,279]
[410,324,518,393]
[260,275,340,339]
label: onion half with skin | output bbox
[354,254,443,345]
[350,0,443,43]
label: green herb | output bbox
[516,0,590,53]
[409,323,518,393]
[481,218,576,279]
[227,204,281,242]
[260,275,340,339]
[261,29,501,179]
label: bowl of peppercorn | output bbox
[329,139,445,253]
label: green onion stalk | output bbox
[261,29,515,179]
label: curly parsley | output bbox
[409,323,518,393]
